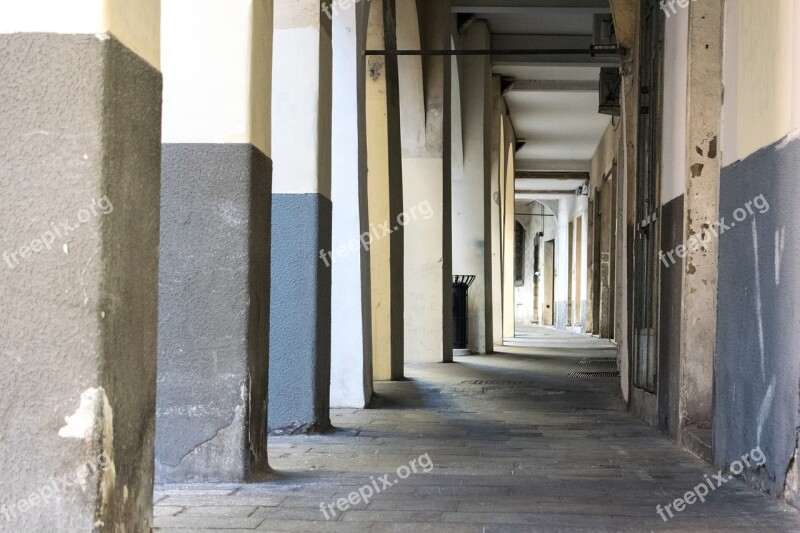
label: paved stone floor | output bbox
[154,327,800,532]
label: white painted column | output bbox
[330,2,373,407]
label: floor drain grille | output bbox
[579,357,618,365]
[568,371,620,379]
[459,380,538,386]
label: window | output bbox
[514,221,525,285]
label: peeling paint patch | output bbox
[690,163,705,177]
[708,136,718,159]
[59,388,103,439]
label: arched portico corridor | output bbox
[152,329,800,531]
[5,1,800,530]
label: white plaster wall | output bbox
[403,158,445,362]
[535,200,558,324]
[452,23,490,353]
[554,197,575,310]
[580,198,589,329]
[0,0,161,68]
[396,0,426,155]
[451,56,466,188]
[661,5,689,204]
[272,3,331,197]
[162,0,272,155]
[397,0,446,362]
[513,215,535,325]
[514,201,555,326]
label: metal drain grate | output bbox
[459,380,538,386]
[568,371,620,379]
[579,357,618,365]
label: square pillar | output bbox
[269,0,334,433]
[330,2,374,406]
[155,0,273,482]
[0,3,161,529]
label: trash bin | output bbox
[452,275,476,350]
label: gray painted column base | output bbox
[555,301,569,330]
[156,144,272,483]
[714,134,800,507]
[270,194,333,434]
[0,34,161,531]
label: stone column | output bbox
[454,21,493,354]
[679,0,724,445]
[0,2,160,530]
[330,2,374,406]
[367,0,405,381]
[156,0,273,482]
[269,0,334,432]
[502,118,517,339]
[489,76,504,348]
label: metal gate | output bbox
[632,0,664,393]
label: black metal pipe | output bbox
[363,48,619,56]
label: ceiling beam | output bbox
[516,189,580,195]
[516,171,590,180]
[452,0,610,14]
[515,192,576,200]
[516,159,591,172]
[505,80,598,93]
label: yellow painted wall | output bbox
[723,0,799,164]
[366,0,394,380]
[0,0,161,68]
[106,0,161,69]
[251,0,274,156]
[590,122,619,193]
